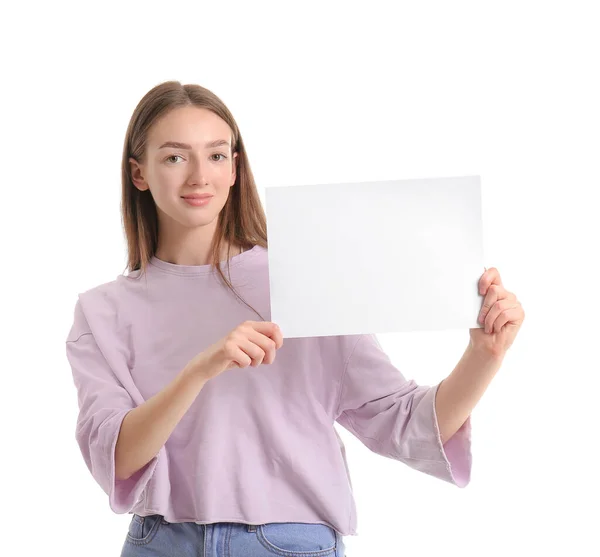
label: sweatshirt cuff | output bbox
[106,409,160,513]
[431,382,473,488]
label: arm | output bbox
[66,296,217,513]
[115,364,209,480]
[435,344,504,444]
[117,321,283,478]
[335,334,472,487]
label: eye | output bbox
[165,154,183,164]
[211,153,227,162]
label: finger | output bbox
[479,285,500,325]
[484,297,504,333]
[249,321,284,348]
[479,284,512,325]
[479,267,503,296]
[237,337,266,367]
[230,346,252,369]
[271,325,284,349]
[492,307,522,334]
[485,300,519,333]
[247,329,278,364]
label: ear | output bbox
[129,157,149,191]
[230,151,238,187]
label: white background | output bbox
[2,1,598,555]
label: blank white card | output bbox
[265,175,485,339]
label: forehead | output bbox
[148,106,232,146]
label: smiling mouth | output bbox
[182,196,213,206]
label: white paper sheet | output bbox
[265,175,485,338]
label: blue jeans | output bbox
[120,514,347,556]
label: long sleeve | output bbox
[65,298,159,513]
[334,334,472,487]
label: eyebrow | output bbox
[157,140,230,150]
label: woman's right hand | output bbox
[188,321,284,381]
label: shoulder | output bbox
[79,276,124,312]
[66,275,128,342]
[246,244,268,264]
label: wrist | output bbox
[185,352,220,382]
[467,341,506,363]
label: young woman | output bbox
[65,80,523,556]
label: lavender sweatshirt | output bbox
[65,244,472,536]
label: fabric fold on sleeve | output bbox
[335,334,472,487]
[66,298,160,513]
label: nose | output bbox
[187,157,209,185]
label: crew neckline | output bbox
[148,244,262,276]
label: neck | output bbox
[155,238,243,266]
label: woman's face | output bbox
[130,105,238,231]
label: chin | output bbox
[182,213,218,227]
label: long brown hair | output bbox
[121,80,267,319]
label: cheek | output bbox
[215,170,234,191]
[153,165,180,184]
[153,169,187,198]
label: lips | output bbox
[181,194,213,200]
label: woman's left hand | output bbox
[469,267,525,358]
